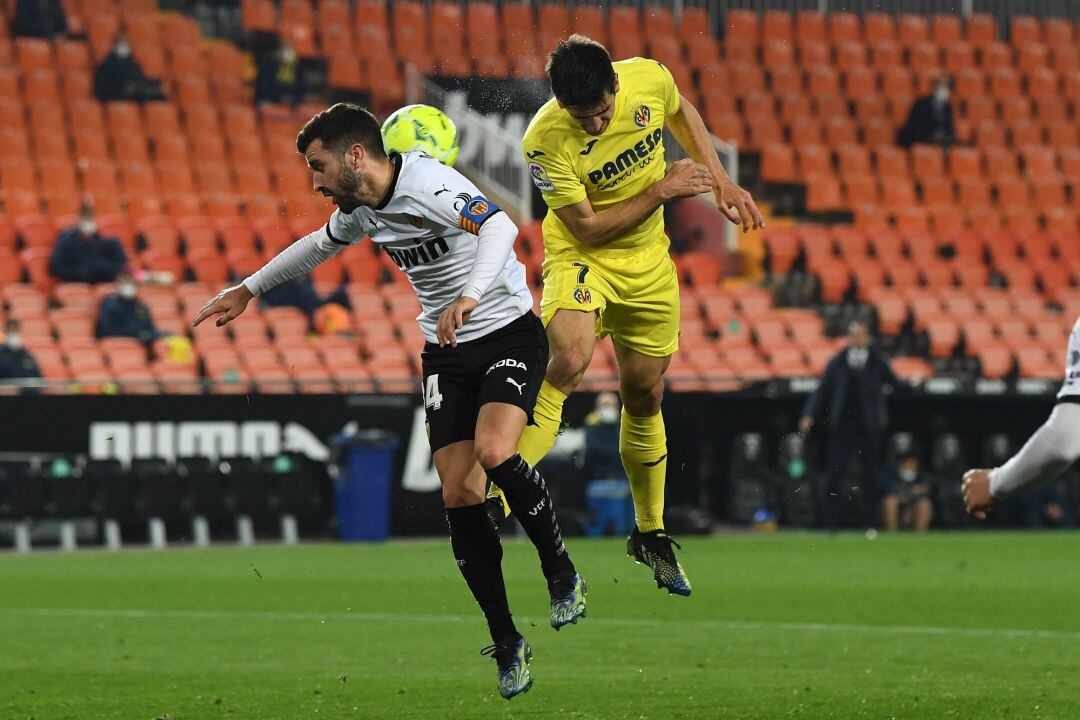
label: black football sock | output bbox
[487,453,576,585]
[446,504,519,646]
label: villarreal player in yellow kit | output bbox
[487,35,764,596]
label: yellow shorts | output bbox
[539,240,680,358]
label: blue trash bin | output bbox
[330,429,400,542]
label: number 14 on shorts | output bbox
[424,374,444,410]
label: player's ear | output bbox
[346,142,365,170]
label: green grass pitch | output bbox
[2,532,1080,719]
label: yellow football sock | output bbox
[487,380,568,518]
[620,409,667,533]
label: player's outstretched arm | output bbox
[554,158,712,249]
[192,283,254,327]
[962,402,1080,518]
[666,95,764,232]
[192,226,347,327]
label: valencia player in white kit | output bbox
[963,315,1080,517]
[193,104,585,700]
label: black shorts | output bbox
[421,311,548,452]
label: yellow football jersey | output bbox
[522,57,682,256]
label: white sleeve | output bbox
[242,212,358,296]
[989,402,1080,498]
[460,211,518,303]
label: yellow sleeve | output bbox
[655,60,681,117]
[523,137,587,210]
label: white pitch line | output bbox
[2,607,1079,642]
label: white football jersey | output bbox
[1058,315,1080,400]
[327,152,532,344]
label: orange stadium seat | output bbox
[976,12,1012,46]
[827,12,860,45]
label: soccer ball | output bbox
[381,104,459,167]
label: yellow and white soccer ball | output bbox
[381,104,459,167]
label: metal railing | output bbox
[663,129,741,252]
[405,66,533,221]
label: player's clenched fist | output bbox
[436,296,478,348]
[961,468,997,520]
[192,284,254,327]
[657,159,713,201]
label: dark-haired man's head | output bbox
[4,318,22,350]
[546,35,619,136]
[296,103,389,213]
[849,321,871,350]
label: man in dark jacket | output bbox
[49,203,127,283]
[93,33,164,102]
[799,322,916,530]
[12,0,67,38]
[898,76,955,148]
[96,271,158,343]
[0,319,42,384]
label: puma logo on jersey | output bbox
[526,150,545,159]
[643,454,667,467]
[487,358,527,375]
[528,498,547,516]
[506,378,526,395]
[579,139,599,156]
[384,236,450,270]
[433,185,451,196]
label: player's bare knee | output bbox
[621,376,664,416]
[443,483,484,508]
[546,350,589,390]
[474,441,515,471]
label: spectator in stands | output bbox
[898,76,955,148]
[49,202,128,284]
[583,392,633,536]
[255,41,304,106]
[0,319,42,383]
[261,273,351,324]
[12,0,67,38]
[882,451,933,531]
[584,392,625,483]
[93,32,165,102]
[799,321,915,531]
[96,271,159,344]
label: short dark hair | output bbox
[296,103,387,159]
[546,34,615,108]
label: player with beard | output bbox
[193,103,586,699]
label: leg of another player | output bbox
[476,402,576,584]
[613,342,692,596]
[437,440,534,698]
[516,308,598,466]
[477,402,585,629]
[491,309,597,520]
[612,341,671,533]
[823,431,853,532]
[911,489,933,531]
[437,441,519,645]
[881,493,901,531]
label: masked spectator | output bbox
[49,203,127,283]
[96,271,159,343]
